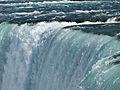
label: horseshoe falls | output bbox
[0,1,120,90]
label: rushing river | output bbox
[0,0,120,90]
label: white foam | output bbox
[12,10,41,15]
[106,17,117,23]
[75,10,103,13]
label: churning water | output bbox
[0,0,120,90]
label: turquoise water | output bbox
[0,1,120,90]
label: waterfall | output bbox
[0,22,120,90]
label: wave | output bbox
[0,1,120,24]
